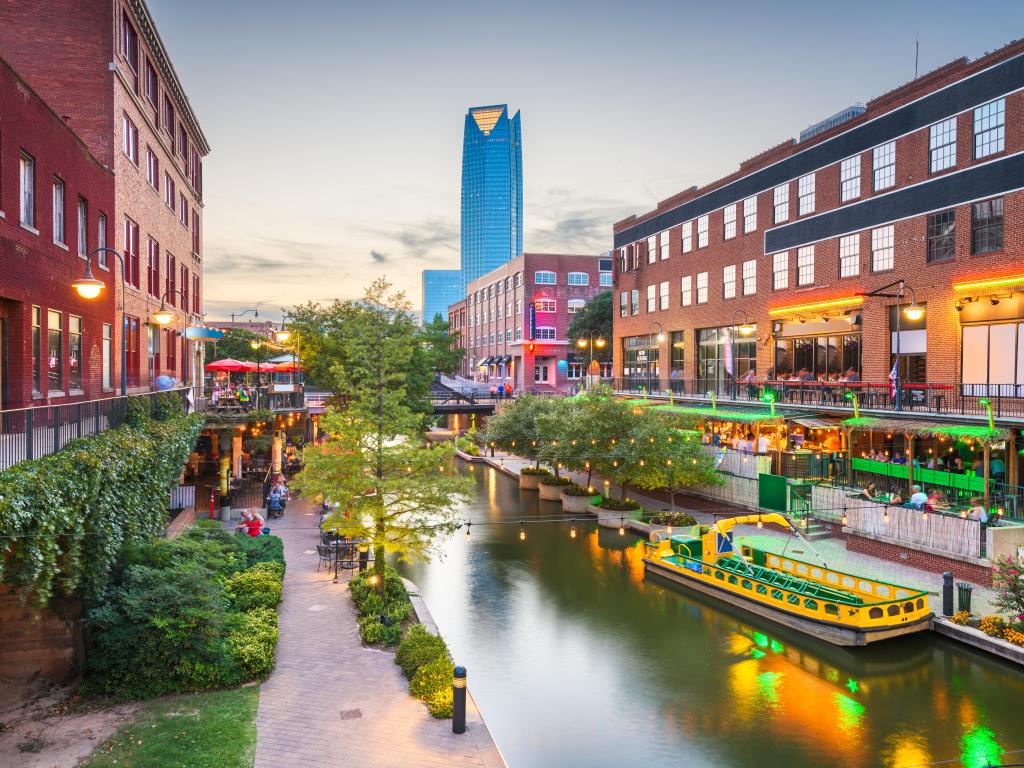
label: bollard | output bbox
[942,571,954,617]
[452,665,467,734]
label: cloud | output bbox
[371,250,388,263]
[204,251,300,274]
[362,218,458,262]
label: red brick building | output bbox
[613,40,1024,418]
[0,0,210,393]
[0,57,116,409]
[451,253,613,392]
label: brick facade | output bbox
[613,41,1024,408]
[451,253,612,392]
[0,58,116,409]
[0,0,210,394]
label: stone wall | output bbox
[0,590,82,682]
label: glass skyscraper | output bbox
[461,104,522,290]
[421,269,463,325]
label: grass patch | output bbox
[81,687,259,768]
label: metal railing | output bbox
[0,388,195,471]
[611,378,1024,420]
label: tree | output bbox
[535,397,585,478]
[483,394,557,468]
[567,290,612,363]
[417,314,465,376]
[294,279,472,583]
[205,328,261,361]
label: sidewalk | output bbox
[252,496,505,768]
[480,448,1001,615]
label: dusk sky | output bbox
[150,0,1024,321]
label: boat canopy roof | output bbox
[842,416,1011,446]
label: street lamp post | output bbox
[574,330,606,391]
[250,339,263,409]
[151,289,190,387]
[274,309,301,403]
[730,309,755,399]
[858,280,924,411]
[72,247,129,397]
[649,321,665,395]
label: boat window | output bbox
[771,589,784,601]
[741,580,753,590]
[768,556,780,567]
[887,605,900,616]
[895,589,910,599]
[787,594,800,605]
[756,585,768,595]
[916,598,924,610]
[795,564,809,576]
[728,575,739,585]
[876,585,891,598]
[903,602,914,614]
[858,580,872,593]
[842,576,856,589]
[826,573,839,585]
[803,599,818,611]
[824,603,840,615]
[869,607,884,619]
[811,568,823,579]
[714,570,725,581]
[782,560,794,570]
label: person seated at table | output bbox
[859,481,878,500]
[841,367,860,383]
[892,451,907,465]
[742,432,756,452]
[967,497,989,523]
[889,490,904,505]
[237,387,252,407]
[990,455,1006,482]
[909,485,928,508]
[756,432,771,454]
[796,367,814,382]
[236,510,265,537]
[926,455,944,470]
[730,432,741,450]
[950,456,965,473]
[970,456,982,474]
[864,449,878,461]
[927,489,950,511]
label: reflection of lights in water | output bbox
[833,693,865,734]
[882,730,931,768]
[757,671,782,706]
[846,678,860,694]
[487,468,497,507]
[960,724,1003,768]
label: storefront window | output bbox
[621,335,660,387]
[69,316,82,391]
[670,331,685,379]
[697,326,756,394]
[775,333,860,379]
[962,322,1024,394]
[47,309,63,392]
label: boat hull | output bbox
[644,558,932,647]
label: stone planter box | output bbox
[538,481,569,501]
[519,473,550,490]
[561,493,598,513]
[587,503,644,529]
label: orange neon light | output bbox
[768,296,863,317]
[952,274,1024,291]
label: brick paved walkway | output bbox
[254,497,504,768]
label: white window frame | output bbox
[19,153,35,228]
[567,271,589,286]
[660,230,670,260]
[723,265,736,299]
[646,284,656,312]
[146,147,159,190]
[647,235,657,264]
[871,225,895,272]
[567,298,585,314]
[122,114,138,164]
[797,246,814,286]
[599,272,613,287]
[534,270,556,285]
[681,220,693,253]
[743,196,757,233]
[840,155,860,202]
[535,299,556,313]
[659,281,669,310]
[773,184,788,223]
[697,215,709,248]
[536,326,556,341]
[839,234,860,277]
[798,173,815,215]
[680,275,692,306]
[696,272,708,304]
[723,205,737,239]
[772,252,788,290]
[872,141,895,191]
[974,98,1005,159]
[620,291,628,317]
[77,197,88,257]
[52,178,65,245]
[929,117,957,173]
[742,259,756,295]
[97,213,108,268]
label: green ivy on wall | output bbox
[0,408,205,607]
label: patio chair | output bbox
[316,543,333,572]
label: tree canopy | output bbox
[418,314,466,376]
[204,328,263,362]
[567,290,612,362]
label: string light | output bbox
[757,517,763,529]
[569,518,577,539]
[841,507,848,526]
[465,522,472,541]
[519,522,526,541]
[883,507,890,522]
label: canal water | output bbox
[397,464,1024,768]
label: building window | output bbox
[797,246,815,285]
[696,272,708,304]
[31,306,41,394]
[929,117,957,173]
[567,362,582,380]
[102,323,112,390]
[631,289,640,315]
[77,198,88,257]
[723,265,736,299]
[69,316,82,391]
[567,271,589,286]
[723,205,737,239]
[660,231,670,260]
[19,153,35,228]
[962,322,1024,394]
[971,197,1004,255]
[147,238,160,297]
[773,184,789,223]
[681,221,693,253]
[124,216,140,287]
[798,173,815,215]
[180,194,188,226]
[514,272,523,288]
[178,123,187,160]
[840,156,860,202]
[146,147,159,190]
[772,252,789,290]
[515,299,522,315]
[670,331,685,378]
[927,210,955,263]
[52,178,65,245]
[742,259,756,295]
[534,270,556,285]
[599,272,613,287]
[122,114,138,164]
[192,211,200,255]
[568,298,585,314]
[974,98,1005,159]
[536,327,556,340]
[871,225,895,271]
[165,329,177,375]
[165,174,176,209]
[659,281,669,310]
[163,96,175,142]
[47,309,63,392]
[619,248,628,272]
[97,213,108,267]
[535,298,555,313]
[122,12,138,71]
[839,234,860,277]
[697,326,757,392]
[697,215,709,248]
[646,285,656,312]
[515,327,522,341]
[872,141,895,191]
[647,235,657,264]
[775,334,861,381]
[534,364,548,384]
[145,58,158,107]
[681,276,692,307]
[743,196,757,233]
[181,265,190,311]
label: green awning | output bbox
[842,416,1011,445]
[654,404,788,426]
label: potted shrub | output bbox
[590,497,643,529]
[538,475,575,501]
[561,483,600,513]
[519,466,553,490]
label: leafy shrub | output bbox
[979,615,1006,638]
[1004,627,1024,647]
[455,437,481,456]
[992,556,1024,617]
[520,467,553,477]
[424,688,454,719]
[598,498,642,511]
[649,512,698,527]
[410,656,453,701]
[348,566,412,647]
[227,607,278,679]
[562,485,598,497]
[395,625,449,678]
[358,616,403,646]
[237,534,285,570]
[229,565,283,612]
[538,476,575,487]
[951,610,971,625]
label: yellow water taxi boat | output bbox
[643,513,932,646]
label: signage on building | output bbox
[636,349,648,362]
[529,304,536,340]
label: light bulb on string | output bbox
[618,517,625,536]
[757,517,763,529]
[519,523,526,541]
[465,522,472,541]
[569,518,577,539]
[841,508,848,526]
[883,507,889,522]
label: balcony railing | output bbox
[610,378,1024,421]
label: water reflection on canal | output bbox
[397,464,1024,768]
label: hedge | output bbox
[0,409,205,606]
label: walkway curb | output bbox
[933,616,1024,668]
[403,579,509,768]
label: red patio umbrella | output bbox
[271,361,305,372]
[205,358,249,372]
